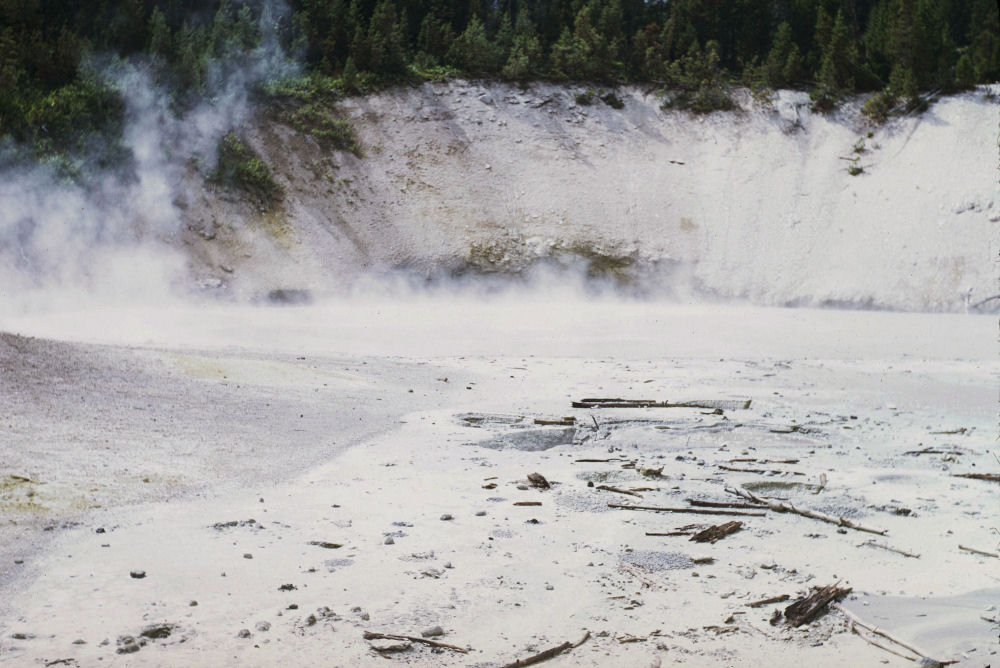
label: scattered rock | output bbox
[189,601,198,607]
[421,625,444,638]
[255,621,271,633]
[236,629,252,639]
[384,536,395,545]
[308,541,343,549]
[370,638,412,653]
[243,553,253,559]
[72,639,86,645]
[10,632,35,640]
[278,583,297,591]
[440,513,454,521]
[116,636,145,654]
[129,570,146,579]
[474,510,487,516]
[527,472,551,489]
[140,624,175,640]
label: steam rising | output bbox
[0,0,296,314]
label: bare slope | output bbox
[181,82,999,310]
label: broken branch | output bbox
[783,583,852,627]
[859,540,920,558]
[499,631,590,668]
[596,485,643,498]
[363,631,468,653]
[609,503,766,517]
[690,521,743,544]
[958,544,999,558]
[746,594,790,608]
[725,487,887,535]
[832,604,954,665]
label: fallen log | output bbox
[363,631,468,653]
[725,487,887,535]
[499,631,591,668]
[572,398,751,410]
[690,521,743,544]
[609,503,766,517]
[783,583,852,627]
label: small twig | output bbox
[958,544,999,558]
[596,485,643,498]
[832,604,954,665]
[645,531,692,536]
[574,458,625,463]
[363,631,468,653]
[609,503,766,517]
[848,621,921,662]
[514,501,542,506]
[499,631,590,668]
[746,594,790,608]
[859,540,920,558]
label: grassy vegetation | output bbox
[209,132,282,211]
[259,74,360,155]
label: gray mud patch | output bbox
[620,550,695,571]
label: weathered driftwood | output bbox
[534,417,575,426]
[574,458,625,463]
[952,473,1000,483]
[832,604,954,666]
[363,631,468,653]
[690,521,743,544]
[904,446,966,456]
[783,583,852,627]
[726,487,887,535]
[746,594,790,608]
[499,631,590,668]
[645,531,692,536]
[860,540,920,558]
[958,544,999,558]
[514,501,542,506]
[687,499,768,510]
[729,458,800,464]
[596,485,643,498]
[572,398,751,410]
[928,427,967,435]
[609,503,766,517]
[717,464,783,475]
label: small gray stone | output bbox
[421,625,444,638]
[474,511,487,516]
[384,536,395,545]
[243,553,253,559]
[236,629,252,639]
[255,621,271,633]
[440,514,454,521]
[129,570,146,579]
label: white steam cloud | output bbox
[0,0,297,315]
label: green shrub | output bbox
[575,90,594,105]
[660,41,734,114]
[600,91,624,109]
[210,132,282,210]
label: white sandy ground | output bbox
[0,302,998,667]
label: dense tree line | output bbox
[1,0,997,154]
